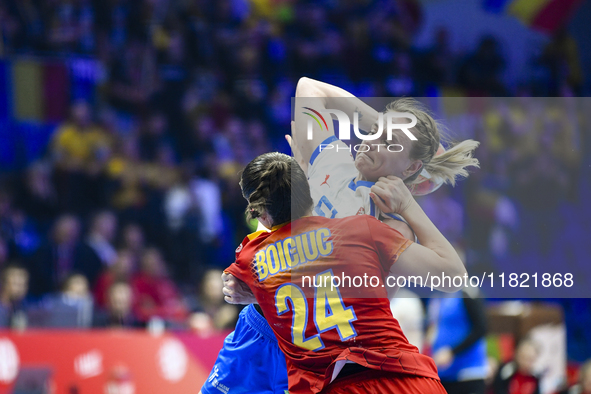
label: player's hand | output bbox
[286,122,308,174]
[433,346,454,369]
[222,272,257,305]
[369,176,414,214]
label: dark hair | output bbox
[240,152,313,226]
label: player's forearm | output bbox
[296,77,378,131]
[399,201,465,278]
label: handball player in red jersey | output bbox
[224,152,467,393]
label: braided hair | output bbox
[240,152,313,226]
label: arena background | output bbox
[0,0,590,393]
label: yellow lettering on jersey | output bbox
[302,231,319,262]
[266,244,280,275]
[294,235,306,266]
[316,228,333,256]
[276,284,323,351]
[276,240,288,271]
[256,228,333,281]
[256,250,268,280]
[314,271,357,341]
[283,238,297,267]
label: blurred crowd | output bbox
[0,0,589,391]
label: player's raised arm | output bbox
[296,77,379,131]
[293,77,379,165]
[370,176,466,292]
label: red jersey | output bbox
[226,215,439,393]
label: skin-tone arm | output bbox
[222,176,463,303]
[291,78,414,240]
[370,176,466,292]
[293,77,379,165]
[222,272,256,304]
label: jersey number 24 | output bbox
[274,270,357,351]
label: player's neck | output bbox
[355,173,370,183]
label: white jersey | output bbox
[307,136,402,222]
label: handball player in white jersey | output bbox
[202,78,479,394]
[289,77,480,239]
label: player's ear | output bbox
[403,160,422,179]
[258,212,273,229]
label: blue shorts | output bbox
[201,304,289,394]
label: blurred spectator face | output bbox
[168,32,185,62]
[71,101,92,127]
[189,312,214,337]
[63,274,90,298]
[356,127,418,181]
[515,340,538,375]
[108,282,133,316]
[225,118,243,140]
[27,162,53,196]
[122,224,144,251]
[53,215,81,245]
[201,269,224,304]
[194,116,215,140]
[92,212,118,242]
[148,114,167,136]
[1,267,29,303]
[113,250,135,277]
[122,138,140,161]
[247,120,265,141]
[140,249,166,277]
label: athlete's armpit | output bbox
[381,217,414,241]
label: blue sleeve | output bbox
[309,135,339,165]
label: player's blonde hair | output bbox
[240,152,313,226]
[382,98,480,186]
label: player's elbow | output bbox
[296,77,320,97]
[439,256,467,293]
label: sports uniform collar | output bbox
[348,177,374,191]
[246,222,289,241]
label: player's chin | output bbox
[354,155,371,171]
[356,166,380,183]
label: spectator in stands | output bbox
[492,338,541,394]
[0,264,29,328]
[119,224,145,263]
[77,211,118,287]
[389,288,425,352]
[51,100,112,212]
[131,248,188,325]
[29,214,81,297]
[94,249,136,309]
[94,281,141,328]
[559,360,591,394]
[428,289,488,394]
[16,161,59,233]
[41,273,93,328]
[188,268,238,332]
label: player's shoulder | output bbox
[235,229,274,257]
[301,213,375,229]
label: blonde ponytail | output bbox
[420,139,480,187]
[382,98,480,187]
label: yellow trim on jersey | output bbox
[247,222,290,241]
